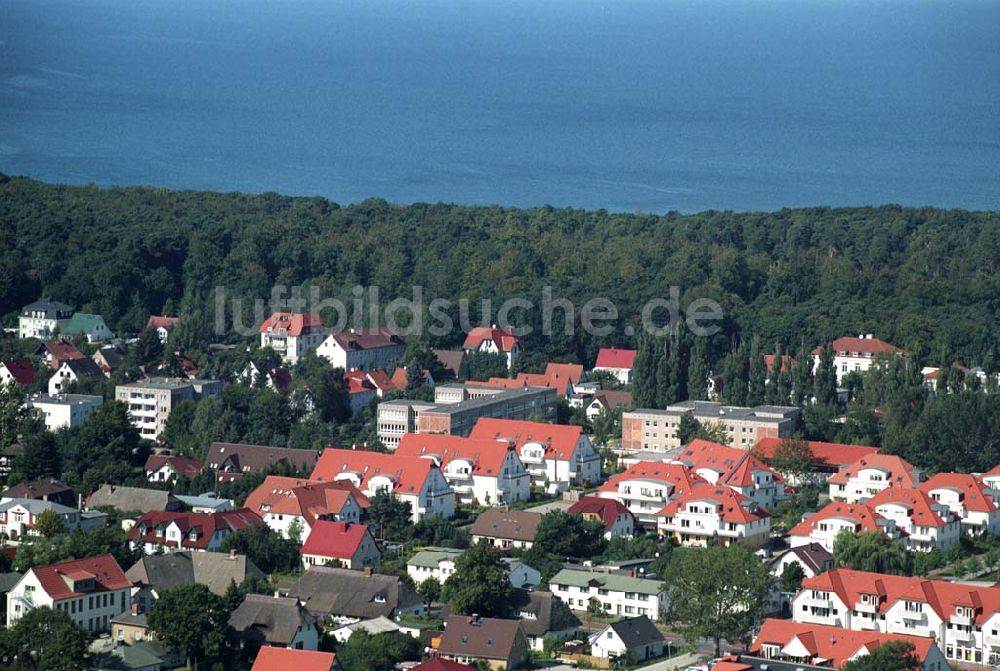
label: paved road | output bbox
[633,652,706,671]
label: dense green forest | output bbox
[2,175,999,369]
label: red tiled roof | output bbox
[396,434,514,478]
[143,454,202,479]
[469,370,576,396]
[300,521,372,559]
[469,418,583,461]
[866,486,956,528]
[827,454,921,486]
[788,501,885,538]
[32,554,130,601]
[128,508,263,550]
[657,481,770,524]
[920,473,997,513]
[813,336,904,357]
[366,369,397,392]
[244,475,361,524]
[38,340,85,367]
[754,438,878,469]
[146,315,179,330]
[752,618,936,668]
[762,354,797,372]
[463,326,519,353]
[678,439,784,488]
[544,363,584,384]
[344,370,378,395]
[252,647,336,671]
[310,449,440,496]
[567,496,635,529]
[1,358,36,385]
[599,461,702,494]
[802,568,1000,626]
[259,312,323,337]
[594,348,637,370]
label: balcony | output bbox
[951,612,974,627]
[854,601,879,614]
[856,617,880,631]
[951,627,976,643]
[803,596,833,609]
[902,609,927,623]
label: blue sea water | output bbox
[1,0,998,213]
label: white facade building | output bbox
[25,393,103,431]
[550,569,666,620]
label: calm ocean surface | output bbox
[1,0,998,213]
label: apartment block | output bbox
[622,401,799,452]
[116,377,222,439]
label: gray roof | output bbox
[20,299,73,319]
[0,572,23,593]
[62,357,105,380]
[0,497,77,515]
[288,566,423,619]
[125,551,264,597]
[775,543,834,575]
[629,400,799,422]
[174,494,233,511]
[26,393,104,407]
[89,640,166,670]
[334,615,401,637]
[228,594,315,645]
[605,616,664,649]
[407,549,463,569]
[510,589,580,637]
[88,485,179,513]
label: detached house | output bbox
[470,508,542,550]
[36,339,86,370]
[589,615,665,663]
[310,448,454,523]
[128,508,263,554]
[61,313,114,342]
[300,521,380,570]
[205,442,319,482]
[468,418,601,492]
[144,454,202,482]
[0,358,35,387]
[0,498,106,540]
[438,615,530,670]
[865,486,961,552]
[6,554,131,634]
[568,496,636,538]
[260,312,325,364]
[289,566,425,623]
[463,326,521,370]
[49,357,104,394]
[592,348,638,385]
[229,593,320,652]
[317,327,405,371]
[244,475,366,541]
[147,315,179,343]
[828,454,924,503]
[655,482,771,548]
[18,299,74,339]
[813,335,907,384]
[395,433,531,506]
[510,588,581,651]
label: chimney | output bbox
[274,590,281,598]
[364,566,373,577]
[229,548,236,560]
[131,602,140,616]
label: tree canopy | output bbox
[442,541,515,617]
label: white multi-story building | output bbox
[595,461,699,527]
[6,554,132,634]
[259,312,325,364]
[468,418,602,493]
[673,438,786,509]
[789,500,903,552]
[812,335,907,384]
[310,449,454,523]
[655,481,771,548]
[316,327,405,371]
[25,393,103,431]
[395,433,531,506]
[622,401,800,452]
[920,472,1000,536]
[793,567,1000,667]
[115,377,222,439]
[18,299,74,339]
[243,475,364,542]
[866,486,961,552]
[549,568,666,620]
[828,454,924,503]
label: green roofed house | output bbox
[62,313,115,343]
[549,568,666,620]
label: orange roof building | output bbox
[244,475,367,541]
[259,312,324,364]
[828,454,924,503]
[656,481,771,548]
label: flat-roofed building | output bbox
[25,393,103,431]
[115,377,222,439]
[622,401,799,452]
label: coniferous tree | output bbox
[747,337,767,406]
[687,336,710,401]
[813,345,838,407]
[791,342,813,406]
[632,334,658,408]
